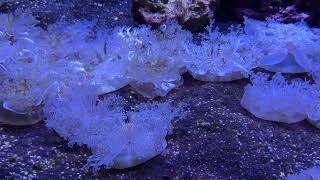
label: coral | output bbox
[241,73,316,123]
[43,84,184,169]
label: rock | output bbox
[216,0,318,25]
[295,0,320,27]
[132,0,303,29]
[271,5,310,23]
[232,0,320,26]
[132,0,215,32]
[216,0,289,21]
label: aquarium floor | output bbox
[1,0,320,179]
[1,76,320,179]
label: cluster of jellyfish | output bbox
[0,10,319,169]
